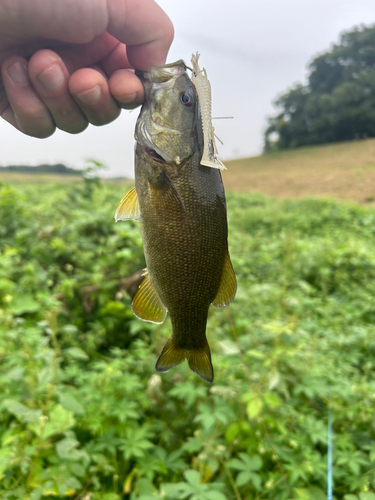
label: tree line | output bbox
[265,24,375,151]
[0,163,81,175]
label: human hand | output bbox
[0,0,174,138]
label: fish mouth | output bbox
[142,145,189,168]
[144,147,168,164]
[136,60,186,87]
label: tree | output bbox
[265,24,375,151]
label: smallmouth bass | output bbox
[115,57,236,383]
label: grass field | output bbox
[223,138,375,204]
[0,172,132,185]
[0,173,83,184]
[2,138,375,204]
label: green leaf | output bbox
[169,382,207,407]
[58,392,85,415]
[30,489,43,500]
[295,489,310,500]
[359,494,375,500]
[227,454,262,473]
[227,458,245,471]
[246,398,263,419]
[204,492,227,500]
[10,293,39,314]
[369,445,375,463]
[120,427,154,460]
[238,453,262,471]
[3,399,42,422]
[0,446,12,478]
[236,471,253,487]
[137,496,161,500]
[225,422,239,442]
[5,367,24,381]
[246,349,266,359]
[163,481,193,497]
[55,437,88,461]
[136,478,158,495]
[236,471,261,489]
[184,469,200,488]
[65,347,89,360]
[39,404,75,439]
[308,486,326,500]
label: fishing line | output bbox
[225,306,295,499]
[327,408,333,500]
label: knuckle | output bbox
[16,108,55,138]
[58,120,88,134]
[88,107,121,127]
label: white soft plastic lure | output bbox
[190,52,227,171]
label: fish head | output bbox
[135,60,199,166]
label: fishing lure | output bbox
[190,52,226,170]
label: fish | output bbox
[115,57,236,383]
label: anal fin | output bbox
[212,250,237,308]
[132,273,167,324]
[115,186,140,221]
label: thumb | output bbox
[106,0,174,70]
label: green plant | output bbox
[0,180,375,499]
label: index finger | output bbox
[106,0,174,70]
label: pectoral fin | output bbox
[150,167,186,217]
[115,186,140,221]
[132,273,167,324]
[212,251,237,308]
[155,337,214,383]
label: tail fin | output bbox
[155,338,214,383]
[155,338,185,373]
[187,344,213,383]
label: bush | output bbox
[0,180,375,499]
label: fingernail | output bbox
[7,61,29,86]
[75,85,101,105]
[119,92,137,104]
[37,64,65,92]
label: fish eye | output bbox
[180,92,194,107]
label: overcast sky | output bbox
[1,0,375,177]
